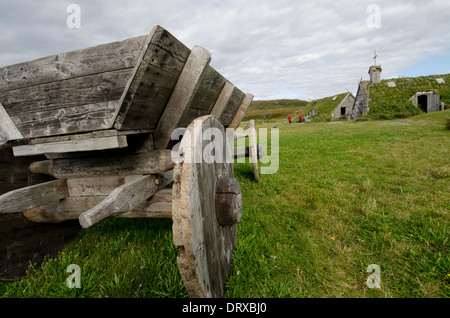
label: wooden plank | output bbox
[177,66,227,127]
[1,68,131,138]
[219,87,246,126]
[0,36,146,93]
[153,46,212,150]
[0,102,23,141]
[27,129,119,145]
[30,149,175,178]
[115,25,191,131]
[13,135,128,157]
[211,82,235,119]
[228,93,255,129]
[78,170,173,228]
[0,179,68,213]
[67,175,143,197]
[22,188,173,223]
[249,119,260,182]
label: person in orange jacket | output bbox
[288,114,292,124]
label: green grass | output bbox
[303,92,348,122]
[362,73,450,121]
[243,99,309,123]
[1,112,449,298]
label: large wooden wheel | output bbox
[172,115,242,298]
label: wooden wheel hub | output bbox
[172,115,242,298]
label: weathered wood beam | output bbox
[29,149,174,178]
[0,102,23,142]
[78,171,173,228]
[0,179,68,213]
[228,93,254,129]
[210,82,235,119]
[153,45,212,150]
[13,135,128,157]
[249,119,260,182]
[22,188,173,223]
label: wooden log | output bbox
[228,93,254,129]
[153,45,212,150]
[29,149,175,178]
[13,135,128,157]
[78,171,173,228]
[0,179,68,213]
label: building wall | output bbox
[352,83,369,118]
[408,91,441,113]
[369,70,381,84]
[331,93,355,119]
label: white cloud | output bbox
[0,0,449,100]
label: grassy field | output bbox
[1,111,449,298]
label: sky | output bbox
[1,0,449,101]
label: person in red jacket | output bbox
[299,115,303,123]
[288,115,292,124]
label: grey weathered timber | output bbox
[217,86,246,126]
[172,115,239,298]
[79,170,173,228]
[23,188,173,223]
[210,82,235,119]
[0,102,23,141]
[29,149,174,178]
[249,119,260,182]
[228,93,255,129]
[0,179,68,213]
[114,25,191,131]
[215,176,242,226]
[0,25,248,145]
[13,135,128,157]
[153,46,212,150]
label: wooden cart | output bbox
[0,25,261,297]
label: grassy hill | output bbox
[303,92,348,122]
[243,99,309,122]
[362,73,450,120]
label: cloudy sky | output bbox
[1,0,449,101]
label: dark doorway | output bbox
[418,95,428,113]
[340,107,346,116]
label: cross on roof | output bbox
[373,50,378,66]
